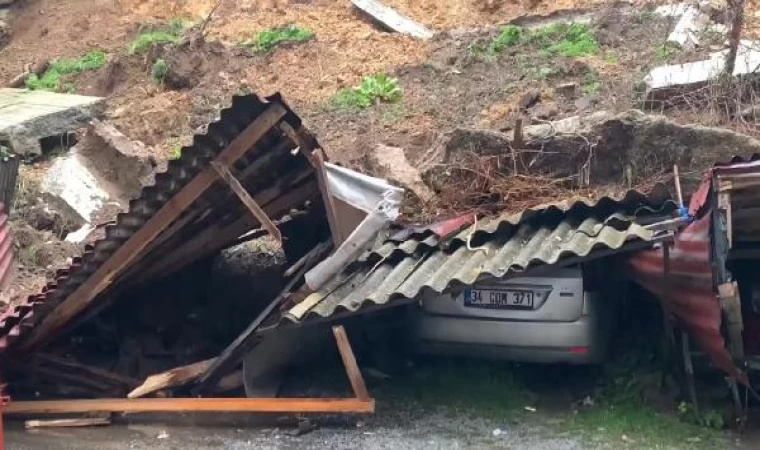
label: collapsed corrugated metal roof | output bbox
[0,93,323,353]
[282,190,675,324]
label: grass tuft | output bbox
[151,58,169,84]
[478,22,598,61]
[246,25,315,52]
[130,31,182,54]
[26,50,107,92]
[330,73,402,110]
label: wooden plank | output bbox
[332,326,369,400]
[33,353,140,389]
[20,103,287,350]
[195,241,331,392]
[214,370,244,393]
[6,398,375,415]
[312,148,345,245]
[130,177,318,286]
[211,161,283,243]
[351,0,434,39]
[129,358,216,398]
[25,417,111,429]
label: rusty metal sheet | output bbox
[0,93,322,353]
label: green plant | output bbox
[489,25,523,53]
[679,402,725,430]
[151,58,169,84]
[170,143,183,160]
[130,31,183,54]
[582,72,602,95]
[654,43,680,62]
[26,50,108,92]
[168,17,191,34]
[247,25,315,52]
[330,73,402,110]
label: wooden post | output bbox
[211,160,283,243]
[20,104,287,350]
[332,325,369,400]
[312,148,345,246]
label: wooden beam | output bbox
[332,325,369,400]
[25,417,111,429]
[33,353,141,389]
[5,398,375,415]
[211,161,282,243]
[129,358,216,398]
[351,0,434,39]
[19,103,287,350]
[312,148,344,246]
[195,241,331,392]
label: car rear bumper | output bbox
[412,313,605,364]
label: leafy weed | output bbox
[26,50,107,92]
[246,25,314,52]
[330,73,402,110]
[151,58,169,84]
[653,43,680,63]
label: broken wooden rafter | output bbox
[211,160,282,243]
[195,241,332,392]
[5,398,375,415]
[19,103,288,350]
[129,358,216,399]
[25,417,111,429]
[312,148,345,246]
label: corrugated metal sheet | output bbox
[285,192,672,323]
[0,154,19,211]
[627,214,744,382]
[0,203,12,292]
[0,93,322,353]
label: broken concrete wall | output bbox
[0,89,103,157]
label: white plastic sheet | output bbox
[304,164,404,290]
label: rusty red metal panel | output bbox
[627,200,746,383]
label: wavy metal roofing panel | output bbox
[0,93,322,353]
[285,192,671,324]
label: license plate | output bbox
[464,288,535,310]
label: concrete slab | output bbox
[655,2,693,17]
[667,5,709,49]
[643,41,760,100]
[0,88,103,156]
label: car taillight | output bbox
[569,347,589,354]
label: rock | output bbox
[40,149,113,228]
[555,82,579,98]
[532,101,559,120]
[574,96,593,111]
[371,144,435,202]
[517,109,760,192]
[517,89,541,110]
[418,128,514,190]
[0,89,103,157]
[87,119,156,195]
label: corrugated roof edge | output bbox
[0,93,315,353]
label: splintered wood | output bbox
[129,358,216,398]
